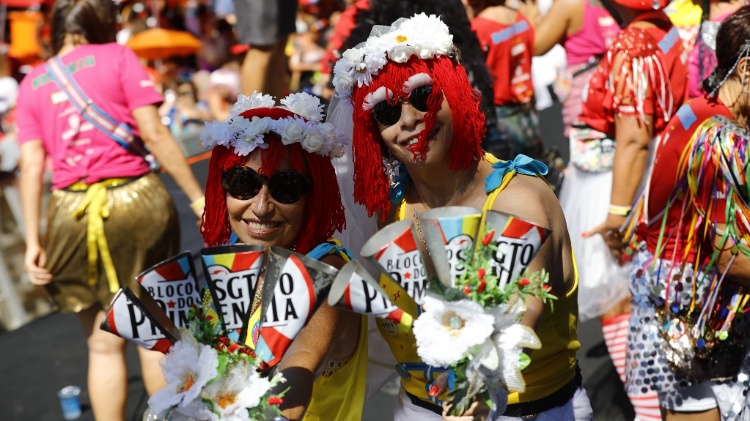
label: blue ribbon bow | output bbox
[485,154,548,193]
[307,241,353,261]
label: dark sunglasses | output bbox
[222,166,310,204]
[371,84,434,126]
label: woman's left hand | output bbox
[582,214,627,260]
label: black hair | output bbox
[703,5,750,94]
[50,0,117,55]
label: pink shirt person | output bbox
[16,43,163,189]
[563,0,619,66]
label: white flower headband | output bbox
[331,13,454,103]
[200,91,347,158]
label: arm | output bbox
[276,304,340,420]
[611,113,653,207]
[582,112,653,255]
[132,105,204,218]
[526,0,582,56]
[713,226,750,289]
[492,175,576,329]
[275,254,361,420]
[19,140,52,284]
[583,51,655,257]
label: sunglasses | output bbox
[222,166,310,204]
[371,84,434,126]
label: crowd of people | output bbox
[5,0,750,420]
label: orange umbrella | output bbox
[126,28,202,60]
[7,11,42,59]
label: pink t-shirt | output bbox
[563,1,619,66]
[16,43,163,189]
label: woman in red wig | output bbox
[200,91,366,421]
[328,13,588,420]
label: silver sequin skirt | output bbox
[627,248,750,419]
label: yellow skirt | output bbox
[44,173,180,313]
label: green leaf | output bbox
[214,354,229,381]
[519,353,531,370]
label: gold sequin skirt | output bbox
[44,173,180,313]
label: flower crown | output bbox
[331,13,454,102]
[200,92,347,158]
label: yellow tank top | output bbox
[242,239,369,420]
[378,157,580,405]
[304,314,369,420]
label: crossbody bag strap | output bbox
[44,56,156,167]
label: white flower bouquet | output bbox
[103,245,340,421]
[413,212,556,416]
[410,208,557,416]
[145,293,287,421]
[327,207,556,418]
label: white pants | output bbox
[393,386,593,421]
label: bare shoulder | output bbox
[491,174,566,231]
[492,174,575,294]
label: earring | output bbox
[383,153,404,190]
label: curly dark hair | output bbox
[341,0,496,124]
[704,5,750,94]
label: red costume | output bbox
[577,11,687,136]
[641,96,733,264]
[472,13,535,106]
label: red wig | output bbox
[201,109,346,254]
[350,55,485,220]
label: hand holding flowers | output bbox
[414,222,556,417]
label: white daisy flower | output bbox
[202,362,273,421]
[278,116,307,145]
[243,116,270,139]
[227,113,251,134]
[388,44,417,63]
[341,47,366,65]
[230,92,275,118]
[301,128,326,153]
[167,399,214,421]
[147,332,219,413]
[200,93,340,157]
[280,92,324,122]
[233,136,265,156]
[413,296,495,367]
[200,120,233,149]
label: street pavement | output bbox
[0,104,635,420]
